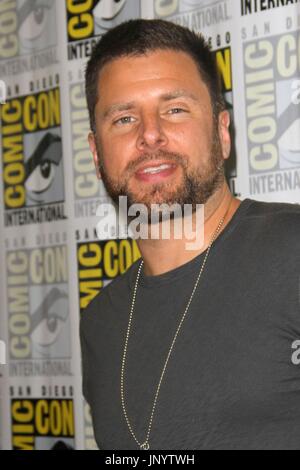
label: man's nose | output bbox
[136,112,168,152]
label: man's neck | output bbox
[136,182,241,277]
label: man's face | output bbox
[89,49,231,213]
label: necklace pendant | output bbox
[140,442,150,450]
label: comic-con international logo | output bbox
[66,0,141,60]
[154,0,230,28]
[243,30,300,195]
[6,245,71,367]
[213,45,238,195]
[11,398,74,450]
[0,83,66,227]
[0,0,57,75]
[68,75,108,218]
[77,235,140,312]
[68,73,116,217]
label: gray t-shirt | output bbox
[80,198,300,450]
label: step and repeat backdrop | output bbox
[0,0,299,450]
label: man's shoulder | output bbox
[247,198,300,216]
[246,198,300,227]
[242,198,300,250]
[80,257,140,331]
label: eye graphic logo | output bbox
[18,0,54,47]
[277,85,300,169]
[0,0,57,60]
[154,0,214,17]
[24,132,63,205]
[30,287,69,358]
[93,0,126,27]
[93,0,139,33]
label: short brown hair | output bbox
[85,18,225,132]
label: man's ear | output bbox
[218,110,231,161]
[88,132,102,180]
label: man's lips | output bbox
[134,161,179,182]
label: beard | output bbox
[95,124,225,225]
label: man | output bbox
[81,19,300,450]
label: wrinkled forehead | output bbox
[96,50,212,109]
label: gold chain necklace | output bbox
[120,201,232,450]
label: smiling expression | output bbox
[89,49,231,211]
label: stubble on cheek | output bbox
[94,119,225,208]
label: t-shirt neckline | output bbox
[130,198,254,289]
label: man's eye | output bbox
[114,116,134,125]
[168,108,186,114]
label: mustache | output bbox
[125,150,188,174]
